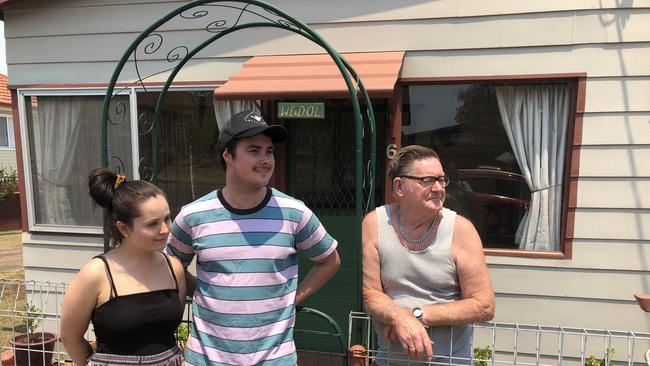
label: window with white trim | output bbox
[0,116,14,149]
[19,88,227,232]
[20,92,133,231]
[401,81,574,252]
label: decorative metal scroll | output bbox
[100,0,376,303]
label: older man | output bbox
[362,145,494,365]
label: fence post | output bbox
[348,344,368,366]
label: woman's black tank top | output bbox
[91,253,184,355]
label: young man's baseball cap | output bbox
[217,109,288,153]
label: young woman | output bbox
[61,168,186,366]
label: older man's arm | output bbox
[420,215,495,327]
[362,210,433,361]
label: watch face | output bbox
[412,307,423,318]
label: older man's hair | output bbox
[388,145,440,184]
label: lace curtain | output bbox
[495,84,570,251]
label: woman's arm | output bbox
[60,259,104,366]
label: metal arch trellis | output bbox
[99,0,376,314]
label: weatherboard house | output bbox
[0,0,648,348]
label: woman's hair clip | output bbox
[114,174,126,189]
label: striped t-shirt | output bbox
[166,188,338,366]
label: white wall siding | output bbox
[490,265,650,301]
[0,150,17,170]
[576,179,650,208]
[495,295,650,332]
[6,1,650,38]
[488,239,650,272]
[584,77,650,113]
[7,11,650,60]
[572,210,650,241]
[581,114,650,145]
[21,233,103,284]
[6,58,244,85]
[5,4,650,85]
[402,45,650,78]
[577,146,650,177]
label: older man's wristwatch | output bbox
[412,307,424,321]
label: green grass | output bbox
[0,231,25,347]
[0,268,27,347]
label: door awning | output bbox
[214,51,405,100]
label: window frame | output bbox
[17,85,219,234]
[396,73,586,259]
[0,114,15,149]
[17,87,139,234]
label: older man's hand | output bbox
[385,308,434,360]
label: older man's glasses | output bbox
[400,175,450,188]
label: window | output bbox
[20,88,228,232]
[0,116,14,149]
[401,82,573,251]
[20,92,133,232]
[137,90,227,217]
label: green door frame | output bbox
[100,0,375,318]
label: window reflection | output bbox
[402,84,533,249]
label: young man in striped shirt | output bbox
[166,109,341,366]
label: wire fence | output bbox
[0,280,348,366]
[348,312,650,366]
[2,280,650,366]
[0,280,72,366]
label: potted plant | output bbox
[585,348,615,366]
[9,303,57,366]
[176,323,189,352]
[473,346,492,366]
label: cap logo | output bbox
[244,111,265,125]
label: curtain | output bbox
[38,97,94,225]
[495,84,570,251]
[35,96,131,226]
[213,100,259,131]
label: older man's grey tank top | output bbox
[373,205,472,365]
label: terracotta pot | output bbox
[1,349,14,366]
[9,332,57,366]
[634,294,650,312]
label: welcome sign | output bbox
[277,102,325,119]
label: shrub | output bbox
[176,323,189,347]
[20,302,46,342]
[585,348,615,366]
[0,166,18,206]
[474,346,492,366]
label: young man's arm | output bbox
[183,271,197,298]
[294,206,341,305]
[295,249,340,305]
[165,212,197,298]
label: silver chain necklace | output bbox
[397,206,438,244]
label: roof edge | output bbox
[0,0,27,19]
